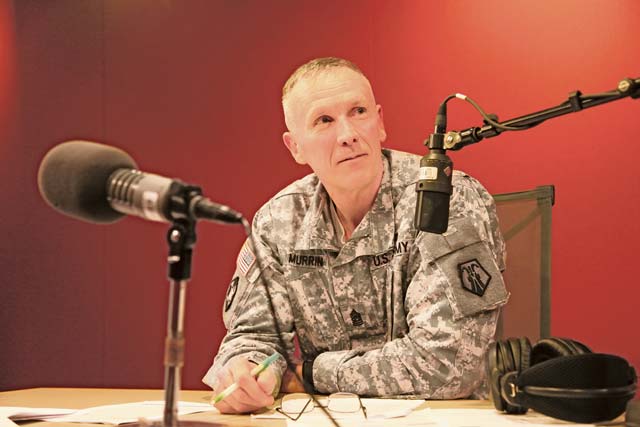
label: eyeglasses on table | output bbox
[275,392,367,421]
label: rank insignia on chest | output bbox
[350,309,364,327]
[458,259,492,297]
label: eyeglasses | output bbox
[276,392,367,421]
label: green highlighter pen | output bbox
[211,353,280,404]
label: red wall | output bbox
[2,0,639,391]
[0,1,15,155]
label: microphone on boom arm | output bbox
[414,102,454,234]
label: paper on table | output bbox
[364,398,425,420]
[0,418,18,427]
[261,405,599,427]
[426,409,597,427]
[49,401,213,425]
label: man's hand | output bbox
[212,357,279,414]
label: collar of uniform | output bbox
[333,153,395,264]
[295,182,342,251]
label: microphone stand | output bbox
[442,77,640,151]
[416,76,639,233]
[136,185,221,427]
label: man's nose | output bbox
[336,118,358,145]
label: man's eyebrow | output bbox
[306,108,327,124]
[349,98,366,107]
[306,104,331,123]
[308,99,366,118]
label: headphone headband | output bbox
[488,338,637,423]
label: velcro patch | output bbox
[435,241,508,319]
[288,253,326,269]
[458,258,491,296]
[224,277,239,312]
[237,240,255,276]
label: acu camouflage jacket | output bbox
[203,149,508,398]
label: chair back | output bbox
[493,185,554,341]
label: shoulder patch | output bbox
[224,277,239,312]
[237,240,256,277]
[458,258,491,296]
[432,239,508,319]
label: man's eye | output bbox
[354,107,366,114]
[315,116,333,125]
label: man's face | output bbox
[282,67,387,195]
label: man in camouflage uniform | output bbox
[203,57,508,414]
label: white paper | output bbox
[0,418,18,427]
[49,401,213,425]
[426,409,596,427]
[259,405,598,427]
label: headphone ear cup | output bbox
[518,337,532,371]
[566,338,592,354]
[486,341,506,412]
[499,339,516,373]
[531,337,591,365]
[487,338,532,414]
[553,337,592,355]
[501,338,531,414]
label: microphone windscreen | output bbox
[415,191,450,234]
[38,140,137,223]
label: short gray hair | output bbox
[282,57,365,104]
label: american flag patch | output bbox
[237,240,256,276]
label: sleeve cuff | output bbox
[302,358,315,392]
[311,350,357,394]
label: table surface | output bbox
[0,387,494,426]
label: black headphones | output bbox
[486,337,637,423]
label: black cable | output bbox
[241,218,341,427]
[441,93,534,131]
[440,87,628,137]
[435,76,640,150]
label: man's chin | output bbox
[334,171,379,192]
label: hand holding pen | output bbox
[211,353,281,414]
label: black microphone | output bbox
[414,103,454,234]
[38,140,243,225]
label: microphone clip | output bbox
[427,131,446,151]
[166,180,204,222]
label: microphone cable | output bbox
[435,85,626,136]
[437,93,536,132]
[240,218,342,427]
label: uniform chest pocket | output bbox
[327,260,388,348]
[284,267,348,354]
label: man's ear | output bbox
[376,104,387,142]
[283,132,307,165]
